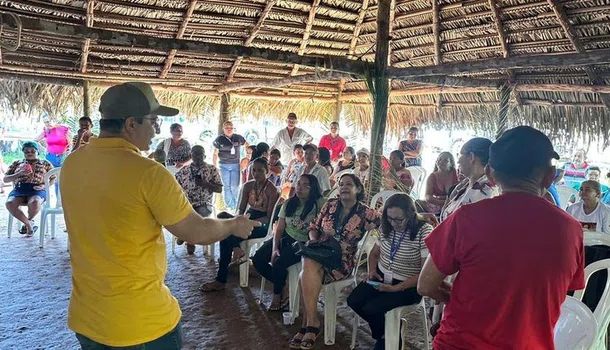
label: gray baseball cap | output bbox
[99,82,179,119]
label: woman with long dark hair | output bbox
[347,193,432,350]
[318,147,333,175]
[289,173,379,349]
[418,151,459,215]
[252,174,324,311]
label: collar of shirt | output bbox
[89,137,140,153]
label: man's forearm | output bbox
[189,217,237,245]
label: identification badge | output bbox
[230,146,236,155]
[383,271,393,285]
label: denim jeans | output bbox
[219,162,240,211]
[75,323,182,350]
[45,153,66,168]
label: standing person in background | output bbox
[398,127,424,167]
[241,145,256,184]
[151,123,191,174]
[272,113,313,165]
[35,116,71,168]
[71,117,97,151]
[213,121,247,212]
[318,122,346,164]
[176,145,223,254]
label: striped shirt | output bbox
[377,223,433,281]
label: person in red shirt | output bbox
[318,122,346,163]
[418,126,585,350]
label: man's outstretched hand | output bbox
[232,214,263,239]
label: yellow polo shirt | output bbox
[60,138,192,347]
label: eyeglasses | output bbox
[387,216,407,223]
[142,116,161,126]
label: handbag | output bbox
[293,237,342,270]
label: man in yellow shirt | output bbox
[61,82,259,349]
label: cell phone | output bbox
[366,280,382,287]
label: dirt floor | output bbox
[0,205,428,350]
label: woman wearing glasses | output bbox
[152,123,191,174]
[347,193,432,350]
[398,127,424,167]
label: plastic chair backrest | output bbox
[333,168,354,183]
[327,187,340,200]
[369,190,400,210]
[351,231,371,283]
[573,259,610,326]
[553,296,597,350]
[266,197,284,239]
[408,166,427,199]
[583,232,610,248]
[557,186,579,209]
[44,167,61,209]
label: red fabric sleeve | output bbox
[568,232,586,291]
[424,212,460,276]
[318,135,329,149]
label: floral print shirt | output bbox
[175,162,222,207]
[309,199,380,283]
[6,159,53,185]
[155,138,192,167]
[440,174,498,222]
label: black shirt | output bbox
[213,134,246,164]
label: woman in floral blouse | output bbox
[4,141,53,236]
[152,123,191,174]
[252,174,324,311]
[289,173,380,349]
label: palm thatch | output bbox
[0,0,609,140]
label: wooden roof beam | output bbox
[218,71,352,93]
[80,0,95,73]
[347,0,370,59]
[298,0,322,56]
[227,0,277,82]
[547,0,610,108]
[159,0,198,79]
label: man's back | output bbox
[61,138,191,347]
[426,193,584,349]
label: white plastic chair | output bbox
[39,168,62,248]
[557,185,579,209]
[350,299,429,350]
[584,232,610,248]
[239,197,283,287]
[554,296,598,350]
[171,193,218,256]
[407,166,427,199]
[332,168,354,185]
[573,259,610,350]
[326,186,340,200]
[369,190,400,210]
[259,261,302,318]
[291,231,372,345]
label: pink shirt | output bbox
[45,126,70,155]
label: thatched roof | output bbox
[0,0,609,140]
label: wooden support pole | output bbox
[83,80,91,119]
[368,0,391,197]
[335,79,345,123]
[218,93,230,136]
[496,84,510,139]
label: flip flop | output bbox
[300,326,321,349]
[19,225,27,235]
[228,257,249,268]
[269,297,290,311]
[199,281,225,293]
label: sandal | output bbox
[269,296,290,311]
[227,257,249,268]
[19,225,27,235]
[300,326,321,349]
[288,328,306,349]
[199,281,225,293]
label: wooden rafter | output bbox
[159,0,198,79]
[547,0,610,108]
[80,0,94,73]
[218,71,352,92]
[227,0,276,82]
[347,0,370,59]
[432,0,441,66]
[297,0,322,56]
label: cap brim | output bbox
[153,105,179,117]
[552,151,560,160]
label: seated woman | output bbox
[330,146,356,187]
[318,147,333,175]
[353,148,371,186]
[347,193,433,350]
[240,145,256,184]
[4,141,53,236]
[382,150,414,193]
[567,180,610,233]
[417,152,458,215]
[289,173,379,349]
[200,157,280,292]
[245,142,270,181]
[268,149,284,187]
[252,174,324,311]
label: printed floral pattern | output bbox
[175,163,222,207]
[309,199,380,283]
[440,174,498,221]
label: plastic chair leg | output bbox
[350,314,359,349]
[384,308,402,350]
[324,285,339,345]
[51,214,56,239]
[290,280,301,325]
[288,264,301,317]
[239,242,250,287]
[259,277,266,304]
[171,236,176,254]
[39,211,48,248]
[7,214,13,238]
[421,301,430,350]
